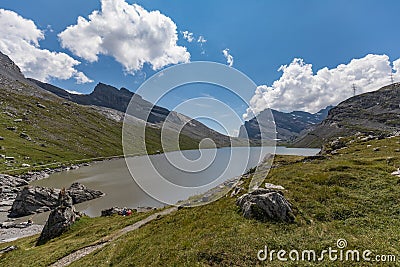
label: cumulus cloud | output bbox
[59,0,190,74]
[244,54,399,120]
[222,48,234,67]
[0,9,92,83]
[181,30,194,42]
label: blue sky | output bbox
[0,0,399,135]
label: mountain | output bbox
[0,51,200,172]
[239,106,333,143]
[30,79,240,147]
[293,83,400,147]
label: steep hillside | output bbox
[0,52,199,173]
[294,83,400,147]
[239,106,332,143]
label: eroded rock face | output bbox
[8,183,103,218]
[236,189,294,223]
[36,189,80,245]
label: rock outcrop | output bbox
[8,183,103,218]
[9,186,60,217]
[236,188,294,223]
[36,189,80,245]
[67,182,104,204]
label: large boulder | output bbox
[36,189,80,245]
[9,183,103,218]
[67,182,103,204]
[8,186,60,217]
[236,188,294,223]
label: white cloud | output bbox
[197,36,207,44]
[244,54,399,120]
[222,48,234,67]
[59,0,190,74]
[181,30,194,42]
[0,9,92,83]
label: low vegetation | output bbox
[1,136,399,266]
[0,87,200,174]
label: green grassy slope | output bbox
[0,85,200,174]
[1,136,399,266]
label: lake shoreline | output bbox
[0,146,320,243]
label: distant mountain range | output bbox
[239,106,333,143]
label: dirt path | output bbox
[51,207,178,267]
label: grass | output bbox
[0,85,200,174]
[1,135,399,266]
[0,211,156,266]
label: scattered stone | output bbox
[0,136,3,140]
[0,154,4,159]
[0,175,28,188]
[236,188,294,223]
[21,163,31,167]
[6,126,16,131]
[19,132,31,141]
[264,183,285,190]
[0,245,18,254]
[36,103,46,109]
[36,189,80,245]
[360,135,376,142]
[13,119,22,123]
[5,157,14,161]
[373,147,380,152]
[391,169,400,177]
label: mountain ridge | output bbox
[239,106,333,143]
[293,83,400,147]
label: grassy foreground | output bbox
[1,136,399,266]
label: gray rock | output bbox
[36,103,46,109]
[19,132,31,141]
[264,183,285,190]
[8,186,60,217]
[0,136,3,140]
[0,174,28,187]
[36,190,80,245]
[68,182,103,204]
[8,183,103,218]
[236,188,294,223]
[101,207,122,216]
[0,245,18,254]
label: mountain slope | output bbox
[0,52,199,173]
[239,106,332,143]
[294,83,400,147]
[31,79,239,147]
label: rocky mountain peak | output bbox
[0,51,24,79]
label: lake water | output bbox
[29,146,319,222]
